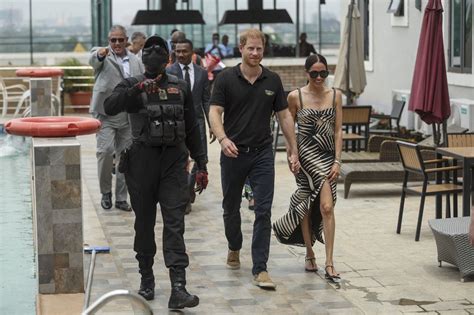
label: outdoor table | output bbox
[435,147,474,217]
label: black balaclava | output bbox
[142,35,169,77]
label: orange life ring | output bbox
[16,68,64,78]
[5,116,101,137]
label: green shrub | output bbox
[58,58,94,93]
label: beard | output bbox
[243,54,262,67]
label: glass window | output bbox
[449,0,472,73]
[387,0,404,16]
[0,0,92,54]
[359,0,370,61]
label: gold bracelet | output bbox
[334,159,342,166]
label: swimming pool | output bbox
[0,134,36,314]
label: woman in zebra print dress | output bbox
[273,54,343,282]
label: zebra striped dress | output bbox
[273,88,337,246]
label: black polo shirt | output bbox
[210,64,288,147]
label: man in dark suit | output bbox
[89,25,144,211]
[167,39,213,213]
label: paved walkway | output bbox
[78,134,474,314]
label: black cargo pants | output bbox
[124,142,190,272]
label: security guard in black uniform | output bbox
[104,35,208,309]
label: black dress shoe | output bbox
[101,192,112,210]
[168,284,199,309]
[138,275,155,301]
[115,201,132,211]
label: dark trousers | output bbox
[220,144,275,275]
[125,143,190,273]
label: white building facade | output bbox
[340,0,473,132]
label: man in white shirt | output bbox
[167,39,211,214]
[89,25,144,212]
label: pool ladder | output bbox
[82,249,153,314]
[82,289,153,315]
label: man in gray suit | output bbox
[167,39,213,213]
[89,25,144,211]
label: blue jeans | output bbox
[220,144,274,275]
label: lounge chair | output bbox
[341,135,407,163]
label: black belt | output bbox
[237,144,269,153]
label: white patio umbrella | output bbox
[333,0,366,104]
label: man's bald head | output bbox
[171,31,186,44]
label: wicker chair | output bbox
[429,217,474,281]
[341,135,407,163]
[396,141,463,241]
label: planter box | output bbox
[69,91,91,113]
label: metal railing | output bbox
[82,290,153,315]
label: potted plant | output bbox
[58,58,94,112]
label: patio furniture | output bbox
[428,217,474,281]
[342,105,372,152]
[13,68,64,117]
[436,146,474,217]
[340,161,406,198]
[1,77,28,117]
[341,135,409,163]
[397,141,463,241]
[447,132,474,147]
[370,99,406,136]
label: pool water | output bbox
[0,134,36,314]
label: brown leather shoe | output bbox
[253,271,276,289]
[226,250,240,269]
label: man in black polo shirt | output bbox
[209,28,299,289]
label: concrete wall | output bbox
[339,0,474,120]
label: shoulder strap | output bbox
[297,88,304,110]
[332,88,336,108]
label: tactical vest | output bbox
[129,75,186,146]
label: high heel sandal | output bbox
[325,265,341,283]
[304,257,318,272]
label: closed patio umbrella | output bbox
[333,0,366,104]
[408,0,450,143]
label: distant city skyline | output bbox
[0,0,340,28]
[0,0,341,54]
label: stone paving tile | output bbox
[438,310,471,315]
[76,134,473,314]
[422,300,474,311]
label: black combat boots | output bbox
[168,268,199,309]
[168,282,199,309]
[137,255,155,300]
[138,272,155,301]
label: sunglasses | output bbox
[308,70,329,79]
[109,37,126,43]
